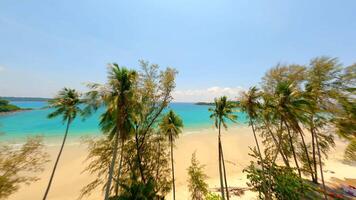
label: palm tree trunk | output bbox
[156,137,161,180]
[265,122,289,167]
[114,139,125,196]
[311,126,318,183]
[218,122,226,200]
[284,121,302,179]
[42,118,71,200]
[104,131,120,200]
[251,121,270,198]
[220,140,230,200]
[170,135,176,200]
[315,130,328,200]
[296,125,315,182]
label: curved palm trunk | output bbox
[218,122,226,200]
[295,124,315,182]
[135,129,146,183]
[220,140,230,200]
[284,121,302,180]
[42,118,71,200]
[104,131,120,200]
[265,122,289,167]
[251,121,270,198]
[311,128,318,182]
[170,135,176,200]
[315,131,328,200]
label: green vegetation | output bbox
[187,152,209,200]
[0,136,49,199]
[0,99,21,112]
[237,56,355,199]
[81,60,177,199]
[209,96,237,200]
[42,88,84,200]
[2,56,354,199]
[160,110,183,200]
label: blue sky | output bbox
[0,0,355,101]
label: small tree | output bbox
[187,152,209,200]
[0,136,49,199]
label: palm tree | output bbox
[42,88,83,200]
[274,81,315,182]
[84,64,137,200]
[209,96,237,200]
[238,87,270,197]
[159,110,183,200]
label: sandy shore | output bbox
[8,126,356,200]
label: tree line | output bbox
[0,57,354,199]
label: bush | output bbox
[244,162,305,200]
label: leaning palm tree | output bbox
[159,110,183,200]
[209,96,237,200]
[84,64,137,200]
[42,88,83,200]
[274,81,315,182]
[238,87,270,197]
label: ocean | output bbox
[0,101,247,141]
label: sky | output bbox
[0,0,355,102]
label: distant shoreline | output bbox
[0,97,51,102]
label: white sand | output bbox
[8,126,356,200]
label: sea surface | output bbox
[0,101,247,141]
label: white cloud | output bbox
[173,86,245,102]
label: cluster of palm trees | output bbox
[207,57,354,199]
[41,62,184,200]
[40,57,354,199]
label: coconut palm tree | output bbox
[209,96,237,200]
[238,87,271,197]
[84,64,137,200]
[42,88,83,200]
[159,110,183,200]
[273,81,315,183]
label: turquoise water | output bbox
[0,101,247,140]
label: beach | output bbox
[7,126,355,200]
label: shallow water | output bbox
[0,101,247,141]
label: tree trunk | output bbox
[104,130,120,200]
[218,122,226,200]
[114,139,125,196]
[284,121,302,179]
[296,124,315,182]
[42,118,71,200]
[220,141,230,200]
[170,135,176,200]
[311,124,318,184]
[315,130,328,200]
[251,121,271,198]
[135,129,146,183]
[265,122,290,167]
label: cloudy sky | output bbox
[1,0,355,102]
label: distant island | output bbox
[195,101,240,106]
[195,102,215,106]
[0,99,32,113]
[0,97,51,102]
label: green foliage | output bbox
[0,99,21,112]
[111,178,160,200]
[187,152,209,200]
[160,110,183,142]
[344,138,356,163]
[0,136,49,199]
[205,192,221,200]
[244,161,305,200]
[209,96,237,129]
[80,133,172,199]
[0,99,9,106]
[47,88,83,123]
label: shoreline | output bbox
[7,126,356,200]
